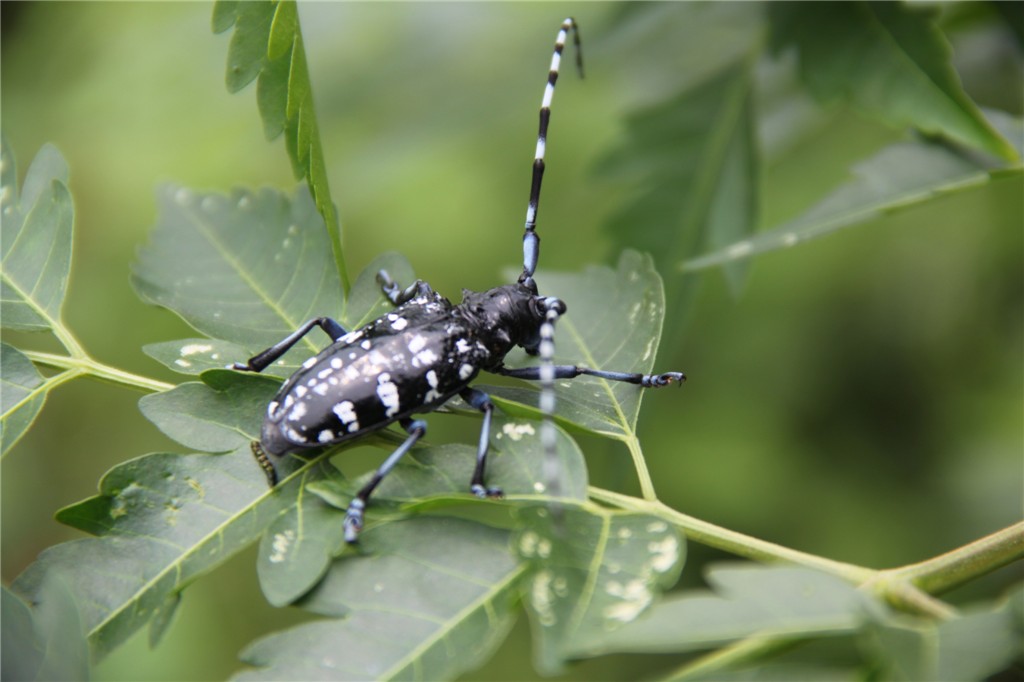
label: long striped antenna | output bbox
[537,297,566,508]
[519,17,583,289]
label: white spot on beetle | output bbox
[317,367,333,379]
[413,349,438,367]
[456,339,472,354]
[376,373,400,418]
[283,394,294,410]
[360,340,372,350]
[408,335,428,353]
[333,400,358,425]
[287,402,308,422]
[302,356,317,369]
[424,370,441,402]
[267,400,279,417]
[330,357,343,370]
[294,385,307,398]
[318,429,335,443]
[313,382,329,396]
[391,317,408,331]
[459,363,475,380]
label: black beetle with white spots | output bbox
[231,18,685,543]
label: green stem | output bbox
[589,486,875,583]
[883,521,1024,595]
[663,636,798,681]
[23,350,174,393]
[625,437,658,501]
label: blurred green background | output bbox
[2,3,1021,680]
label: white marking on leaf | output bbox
[269,529,296,563]
[502,422,536,441]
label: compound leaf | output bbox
[1,343,48,457]
[262,414,587,606]
[769,2,1018,161]
[212,0,347,291]
[0,139,74,333]
[515,505,685,674]
[237,517,523,681]
[143,338,254,376]
[486,251,680,442]
[12,444,312,660]
[132,185,341,364]
[134,190,408,379]
[581,564,881,656]
[683,113,1024,272]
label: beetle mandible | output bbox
[231,18,685,542]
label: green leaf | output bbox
[0,139,74,333]
[12,445,299,659]
[212,1,348,291]
[867,587,1023,681]
[683,115,1024,272]
[595,57,759,313]
[134,189,409,378]
[515,504,685,674]
[138,374,275,453]
[486,251,681,442]
[768,2,1017,161]
[2,576,90,681]
[1,342,48,456]
[255,484,348,607]
[132,185,341,360]
[143,338,254,376]
[371,415,588,504]
[580,564,881,656]
[237,517,523,681]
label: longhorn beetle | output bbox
[231,18,685,543]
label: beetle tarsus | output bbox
[251,441,278,487]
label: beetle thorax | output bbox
[456,283,546,358]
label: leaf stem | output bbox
[663,635,798,681]
[880,521,1024,596]
[589,486,875,582]
[23,350,174,393]
[625,437,658,501]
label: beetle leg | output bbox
[344,417,427,543]
[230,317,348,372]
[460,387,503,499]
[493,364,686,387]
[376,270,433,306]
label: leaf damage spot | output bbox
[603,578,653,624]
[185,476,205,499]
[647,535,680,573]
[501,422,536,441]
[531,569,559,627]
[269,529,296,563]
[180,343,213,356]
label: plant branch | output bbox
[23,350,174,394]
[589,486,876,583]
[881,521,1024,595]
